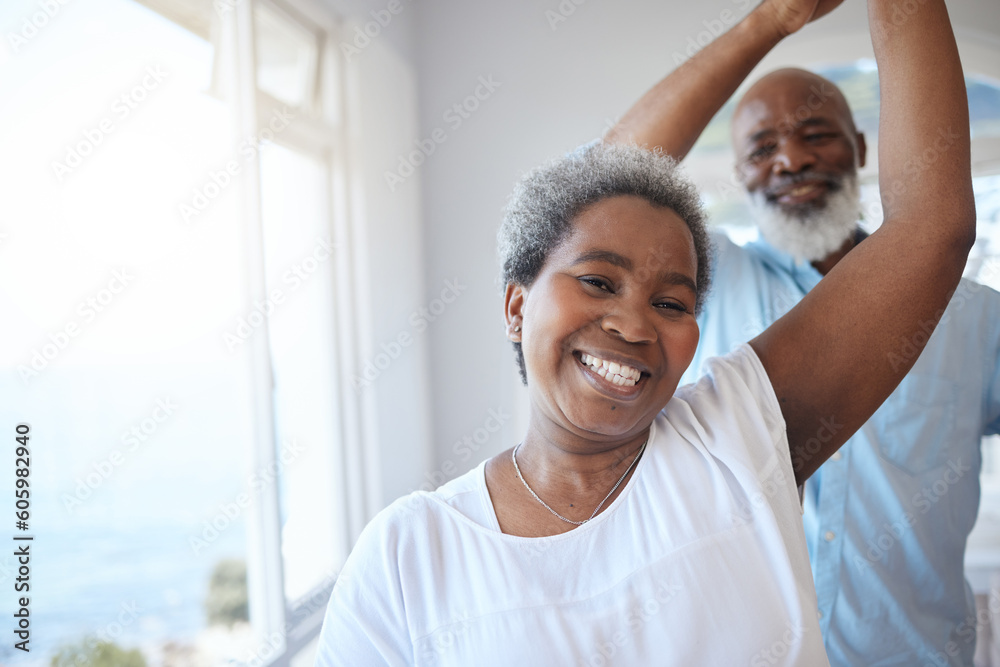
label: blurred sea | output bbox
[0,519,246,667]
[1,365,257,667]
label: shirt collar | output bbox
[744,227,867,291]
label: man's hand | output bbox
[607,0,844,156]
[760,0,845,37]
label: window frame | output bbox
[131,0,370,660]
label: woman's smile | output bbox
[574,350,647,398]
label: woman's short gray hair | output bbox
[498,141,712,384]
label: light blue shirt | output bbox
[682,231,1000,666]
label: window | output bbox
[0,0,356,663]
[258,142,347,605]
[254,3,319,110]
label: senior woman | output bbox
[315,0,973,663]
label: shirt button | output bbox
[831,451,842,461]
[824,531,836,542]
[818,610,824,620]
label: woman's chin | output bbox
[562,407,655,442]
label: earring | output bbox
[513,325,521,332]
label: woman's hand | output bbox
[759,0,845,37]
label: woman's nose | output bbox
[600,307,657,344]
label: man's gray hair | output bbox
[498,141,712,384]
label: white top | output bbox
[315,344,830,666]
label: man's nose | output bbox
[772,139,816,174]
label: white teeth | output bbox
[579,352,642,387]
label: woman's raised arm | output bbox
[750,0,975,481]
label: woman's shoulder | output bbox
[665,343,786,456]
[356,461,492,550]
[674,344,774,405]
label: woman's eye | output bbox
[580,277,612,291]
[656,301,688,313]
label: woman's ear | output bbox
[504,283,525,341]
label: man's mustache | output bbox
[764,172,844,201]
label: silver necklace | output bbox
[511,438,648,526]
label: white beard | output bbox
[747,174,861,262]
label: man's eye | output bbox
[749,144,775,162]
[805,133,836,143]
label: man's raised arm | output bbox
[605,0,843,157]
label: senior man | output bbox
[606,0,1000,664]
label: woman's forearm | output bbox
[870,0,975,249]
